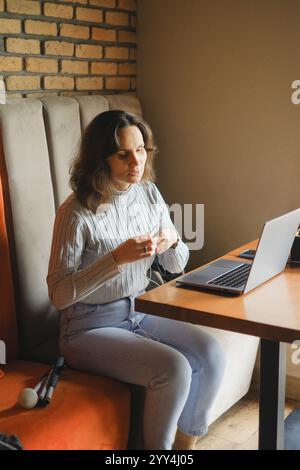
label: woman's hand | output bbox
[155,228,178,255]
[112,234,159,266]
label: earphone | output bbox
[18,371,50,409]
[134,318,159,341]
[146,265,162,288]
[136,259,161,341]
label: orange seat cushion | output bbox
[0,361,131,450]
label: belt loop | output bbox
[129,295,134,313]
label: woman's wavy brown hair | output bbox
[70,110,157,211]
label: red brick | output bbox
[106,76,130,90]
[105,46,128,59]
[76,77,103,90]
[106,11,129,26]
[6,76,40,91]
[44,76,74,90]
[118,31,136,43]
[92,27,116,42]
[76,44,103,59]
[45,41,74,56]
[61,60,89,75]
[76,7,103,23]
[25,58,58,73]
[44,3,73,19]
[7,0,41,15]
[91,62,117,75]
[6,38,40,54]
[0,56,22,72]
[118,0,136,11]
[0,19,21,34]
[60,23,89,39]
[89,0,116,7]
[119,62,136,76]
[25,20,57,36]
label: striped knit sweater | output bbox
[47,181,189,310]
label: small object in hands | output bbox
[238,249,256,260]
[144,246,147,254]
[39,356,65,407]
[18,371,49,409]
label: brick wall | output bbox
[0,0,137,98]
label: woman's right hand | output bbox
[112,234,158,266]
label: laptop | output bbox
[176,208,300,295]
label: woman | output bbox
[47,110,225,450]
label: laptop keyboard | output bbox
[207,263,251,289]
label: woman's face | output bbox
[107,125,147,191]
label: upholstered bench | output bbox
[0,93,259,450]
[0,95,141,450]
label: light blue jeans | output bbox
[59,291,226,450]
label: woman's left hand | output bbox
[155,228,178,255]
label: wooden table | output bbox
[135,241,300,450]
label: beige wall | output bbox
[137,0,300,270]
